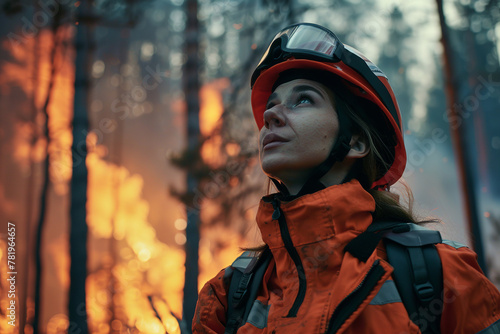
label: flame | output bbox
[200,78,230,167]
[199,225,244,288]
[201,135,223,167]
[46,314,69,334]
[2,26,246,333]
[199,78,229,136]
[86,149,187,330]
[47,234,70,289]
[86,145,245,332]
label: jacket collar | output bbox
[257,179,376,249]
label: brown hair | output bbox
[337,93,436,225]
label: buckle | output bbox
[414,282,434,302]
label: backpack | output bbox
[224,222,444,334]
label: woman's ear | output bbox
[347,135,370,158]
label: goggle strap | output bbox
[342,50,400,129]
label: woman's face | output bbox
[259,78,339,183]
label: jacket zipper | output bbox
[325,260,386,334]
[272,198,307,317]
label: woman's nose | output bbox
[263,105,286,129]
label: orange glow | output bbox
[12,122,47,166]
[225,142,241,156]
[199,78,230,136]
[4,28,76,196]
[47,235,70,289]
[200,78,230,167]
[1,25,248,333]
[201,135,223,167]
[0,184,16,217]
[87,150,189,327]
[46,314,69,334]
[199,225,245,288]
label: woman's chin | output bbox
[260,157,290,176]
[261,161,306,183]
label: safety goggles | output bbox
[250,23,399,129]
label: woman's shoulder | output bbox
[436,238,484,271]
[436,239,500,332]
[193,268,230,333]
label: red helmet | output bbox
[251,23,406,189]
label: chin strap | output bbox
[270,98,353,200]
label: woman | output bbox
[193,23,500,334]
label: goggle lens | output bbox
[285,25,338,56]
[256,24,339,70]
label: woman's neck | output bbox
[279,170,349,196]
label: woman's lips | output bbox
[262,133,289,149]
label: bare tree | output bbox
[67,0,95,332]
[32,7,65,334]
[181,0,202,332]
[436,0,487,273]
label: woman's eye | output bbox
[294,95,312,106]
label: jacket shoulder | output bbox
[192,250,265,333]
[436,241,500,332]
[193,267,229,334]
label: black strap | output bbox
[242,250,272,322]
[346,222,443,334]
[386,241,443,334]
[225,270,250,334]
[344,221,409,262]
[224,248,272,334]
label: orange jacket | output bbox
[193,180,500,333]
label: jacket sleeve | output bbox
[192,268,229,334]
[438,242,500,333]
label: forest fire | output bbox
[0,23,242,333]
[2,0,500,333]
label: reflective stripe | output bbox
[369,280,402,305]
[442,239,469,250]
[478,318,500,334]
[246,300,270,329]
[232,257,252,270]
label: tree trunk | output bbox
[32,12,62,334]
[68,1,93,332]
[22,1,41,330]
[435,0,487,274]
[182,0,201,332]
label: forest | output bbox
[0,0,500,333]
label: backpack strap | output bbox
[384,224,443,334]
[344,221,410,261]
[345,222,443,334]
[224,247,272,334]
